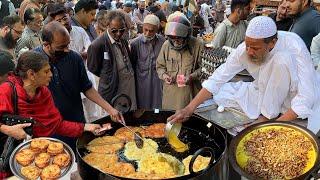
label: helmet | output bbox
[165,12,191,38]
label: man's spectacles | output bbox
[11,28,23,36]
[32,20,44,26]
[56,15,69,23]
[110,28,126,34]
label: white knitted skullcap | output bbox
[246,16,277,39]
[143,14,160,26]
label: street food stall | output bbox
[7,96,320,179]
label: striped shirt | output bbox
[15,27,42,54]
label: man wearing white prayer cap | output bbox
[130,14,166,109]
[167,16,320,135]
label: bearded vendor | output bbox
[168,16,320,135]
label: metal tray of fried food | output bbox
[9,137,75,180]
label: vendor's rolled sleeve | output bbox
[202,43,246,95]
[291,94,314,119]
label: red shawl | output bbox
[0,75,84,137]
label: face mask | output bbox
[169,38,187,51]
[3,30,16,49]
[54,50,68,59]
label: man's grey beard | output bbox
[144,35,155,41]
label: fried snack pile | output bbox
[241,127,315,179]
[123,138,158,161]
[15,138,71,180]
[137,153,182,178]
[84,123,188,179]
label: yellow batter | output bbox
[168,131,189,153]
[138,153,184,177]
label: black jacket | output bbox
[87,33,132,103]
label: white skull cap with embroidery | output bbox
[144,14,160,26]
[246,16,277,39]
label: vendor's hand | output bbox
[243,115,269,128]
[109,108,125,125]
[163,74,174,85]
[84,123,102,136]
[167,107,194,123]
[0,123,31,140]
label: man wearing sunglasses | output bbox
[88,10,137,110]
[156,12,203,110]
[0,15,24,60]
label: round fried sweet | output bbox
[16,149,35,166]
[47,142,64,155]
[30,138,50,154]
[35,153,51,168]
[114,127,145,141]
[53,153,70,168]
[144,123,166,138]
[21,165,40,180]
[40,164,61,180]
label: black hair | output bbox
[96,10,108,31]
[16,51,49,79]
[307,0,311,6]
[148,5,159,13]
[105,10,126,27]
[264,33,278,43]
[154,9,167,22]
[48,3,67,18]
[1,15,23,28]
[74,0,98,13]
[231,0,251,13]
[98,4,107,10]
[23,8,42,24]
[0,50,14,76]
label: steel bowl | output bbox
[229,121,320,180]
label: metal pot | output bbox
[76,110,228,180]
[229,121,320,180]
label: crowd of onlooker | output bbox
[1,0,320,178]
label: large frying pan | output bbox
[229,121,320,180]
[76,108,228,180]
